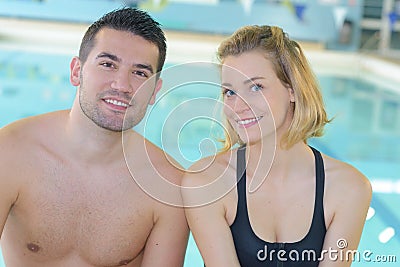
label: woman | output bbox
[182,25,372,266]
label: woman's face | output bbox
[221,49,295,145]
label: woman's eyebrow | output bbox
[221,83,232,88]
[243,76,265,84]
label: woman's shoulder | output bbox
[322,153,372,201]
[182,148,238,186]
[182,148,240,208]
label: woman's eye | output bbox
[223,89,236,97]
[250,83,263,92]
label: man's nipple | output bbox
[27,242,41,253]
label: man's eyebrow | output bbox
[96,52,120,62]
[96,52,154,74]
[134,63,154,75]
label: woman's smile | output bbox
[235,115,264,128]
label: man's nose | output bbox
[111,70,134,93]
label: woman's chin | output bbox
[239,133,277,148]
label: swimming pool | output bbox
[0,48,399,266]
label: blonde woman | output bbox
[183,25,372,267]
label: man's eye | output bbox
[101,62,114,68]
[134,70,148,78]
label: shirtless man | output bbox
[0,8,189,267]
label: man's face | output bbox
[70,28,162,131]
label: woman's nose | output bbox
[233,94,251,114]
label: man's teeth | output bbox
[105,99,129,107]
[237,116,262,125]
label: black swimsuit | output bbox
[230,146,327,267]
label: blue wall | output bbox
[147,0,363,50]
[0,0,363,49]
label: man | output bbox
[0,8,188,267]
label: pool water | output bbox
[0,50,399,266]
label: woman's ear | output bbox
[70,56,81,86]
[288,87,295,103]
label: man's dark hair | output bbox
[79,7,167,74]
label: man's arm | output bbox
[140,203,189,267]
[139,146,190,267]
[0,125,22,238]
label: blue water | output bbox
[0,50,399,266]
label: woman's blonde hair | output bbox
[217,25,330,151]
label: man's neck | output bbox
[65,105,127,165]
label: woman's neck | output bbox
[244,140,311,191]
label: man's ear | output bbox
[149,78,162,105]
[70,56,81,87]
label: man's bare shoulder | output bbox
[2,114,41,154]
[1,117,35,145]
[0,110,70,170]
[123,132,184,183]
[145,139,184,173]
[121,132,185,207]
[0,111,68,194]
[0,110,68,146]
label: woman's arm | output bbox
[182,162,241,267]
[319,162,372,267]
